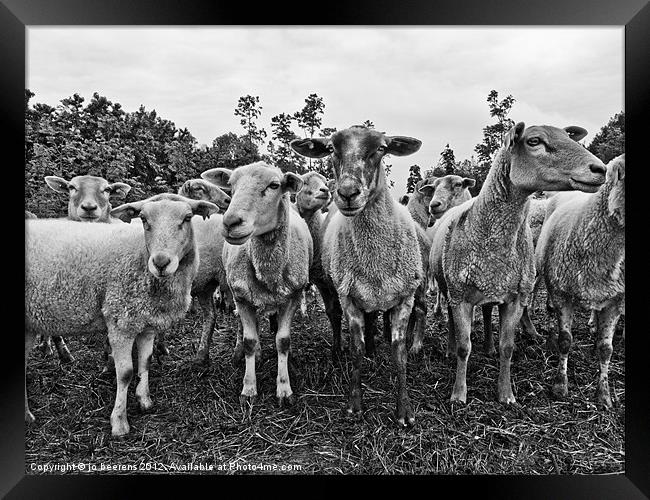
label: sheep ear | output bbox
[418,184,435,196]
[291,138,331,158]
[107,182,131,198]
[564,126,588,142]
[385,136,422,156]
[462,177,476,188]
[282,172,304,194]
[45,176,71,193]
[179,179,205,199]
[504,122,526,151]
[189,200,219,220]
[201,168,232,189]
[111,201,145,223]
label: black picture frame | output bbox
[5,0,648,497]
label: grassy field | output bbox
[25,288,625,475]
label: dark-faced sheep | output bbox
[25,194,219,436]
[291,125,422,427]
[204,162,313,407]
[429,123,607,404]
[536,155,624,407]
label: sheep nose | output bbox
[337,181,361,202]
[320,187,330,194]
[430,200,442,209]
[151,254,171,272]
[589,163,607,176]
[81,202,98,212]
[223,213,243,231]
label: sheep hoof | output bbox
[155,342,170,357]
[551,382,568,400]
[138,397,154,413]
[277,394,296,408]
[498,392,517,405]
[596,386,613,408]
[59,351,75,364]
[396,403,415,428]
[193,351,210,368]
[450,388,467,404]
[110,419,130,438]
[346,397,363,417]
[239,394,257,408]
[409,343,423,358]
[38,342,54,357]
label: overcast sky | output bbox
[27,27,623,195]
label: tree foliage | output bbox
[474,90,516,164]
[587,111,625,163]
[406,164,422,194]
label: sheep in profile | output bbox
[38,175,132,364]
[204,162,312,407]
[429,123,607,404]
[536,155,625,407]
[292,125,422,427]
[25,194,219,436]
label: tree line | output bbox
[24,89,624,217]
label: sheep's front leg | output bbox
[595,304,621,408]
[408,286,428,356]
[135,327,156,412]
[446,304,457,358]
[100,337,115,377]
[51,335,74,363]
[238,302,259,405]
[194,293,217,366]
[390,296,415,427]
[276,299,299,407]
[519,306,542,341]
[497,301,524,404]
[25,331,36,424]
[340,295,365,416]
[109,327,137,437]
[450,302,473,402]
[37,334,53,357]
[318,285,343,361]
[552,303,574,399]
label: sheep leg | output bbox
[100,336,116,377]
[37,334,54,357]
[408,286,428,356]
[231,320,245,367]
[390,296,415,427]
[595,305,620,408]
[238,302,259,405]
[482,304,496,355]
[497,301,523,404]
[434,289,444,318]
[276,299,299,407]
[50,335,74,364]
[194,293,217,367]
[135,327,156,412]
[109,328,137,437]
[318,285,343,361]
[445,304,457,358]
[588,309,598,347]
[25,331,36,424]
[450,302,473,403]
[519,306,542,341]
[363,312,377,357]
[340,296,365,416]
[552,304,574,399]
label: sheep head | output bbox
[112,193,218,278]
[422,175,475,220]
[291,125,421,217]
[202,162,303,245]
[504,123,606,193]
[45,175,131,223]
[296,172,331,214]
[178,178,231,212]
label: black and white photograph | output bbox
[13,4,642,487]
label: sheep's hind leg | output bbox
[135,327,156,412]
[595,304,621,408]
[52,335,75,364]
[390,296,416,427]
[340,296,365,417]
[275,299,299,407]
[194,293,217,367]
[445,304,457,359]
[497,301,523,404]
[551,303,574,399]
[109,328,137,437]
[450,302,473,403]
[100,336,116,378]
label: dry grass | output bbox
[25,289,625,475]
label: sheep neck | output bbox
[469,149,532,245]
[407,195,429,228]
[249,197,290,285]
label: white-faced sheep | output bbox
[38,175,132,364]
[291,125,422,427]
[25,193,219,436]
[429,123,607,404]
[204,162,313,406]
[536,155,624,407]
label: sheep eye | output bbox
[377,145,386,153]
[526,137,541,146]
[269,182,280,190]
[184,214,193,222]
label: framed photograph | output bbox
[6,0,647,496]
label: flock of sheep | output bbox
[24,122,625,437]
